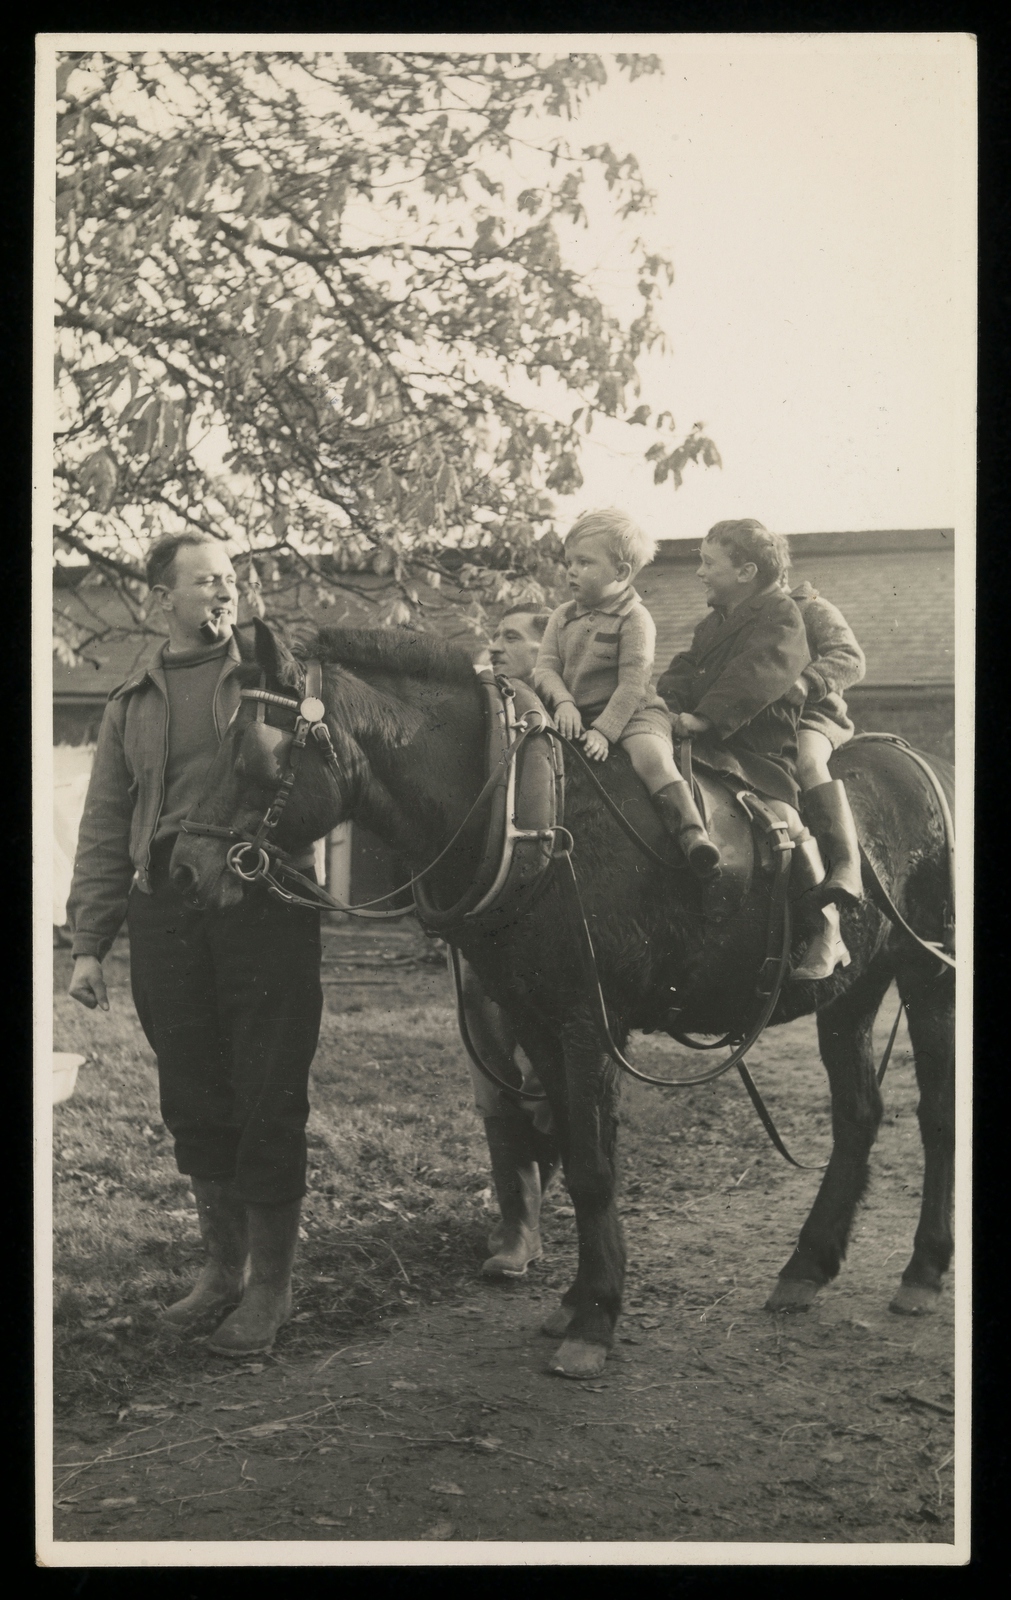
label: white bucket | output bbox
[53,1053,86,1105]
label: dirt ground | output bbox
[49,923,957,1552]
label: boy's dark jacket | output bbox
[655,586,810,804]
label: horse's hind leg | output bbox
[889,967,955,1315]
[767,955,893,1311]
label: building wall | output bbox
[847,688,954,765]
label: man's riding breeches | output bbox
[127,843,322,1204]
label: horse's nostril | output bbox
[171,863,196,893]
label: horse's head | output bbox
[169,619,363,910]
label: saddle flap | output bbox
[692,770,756,922]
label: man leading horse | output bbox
[66,532,323,1358]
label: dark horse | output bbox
[172,623,955,1379]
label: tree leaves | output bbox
[238,166,272,217]
[76,450,118,513]
[52,47,715,643]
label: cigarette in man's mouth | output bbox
[199,608,227,643]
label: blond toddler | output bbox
[535,510,720,878]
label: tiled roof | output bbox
[53,528,956,700]
[636,530,955,689]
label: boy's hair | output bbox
[145,532,222,590]
[499,604,552,639]
[564,508,657,578]
[704,519,791,585]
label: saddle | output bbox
[688,765,804,922]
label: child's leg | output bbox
[796,730,862,907]
[796,728,834,791]
[622,732,685,795]
[622,732,720,879]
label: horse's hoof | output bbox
[547,1339,609,1379]
[540,1304,576,1338]
[766,1278,821,1312]
[889,1281,941,1316]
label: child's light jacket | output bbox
[534,587,668,743]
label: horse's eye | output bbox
[236,723,292,785]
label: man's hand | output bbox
[672,712,712,739]
[555,702,584,740]
[582,728,610,762]
[69,956,109,1012]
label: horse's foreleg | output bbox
[767,956,893,1311]
[544,1020,624,1378]
[890,966,955,1314]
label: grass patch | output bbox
[52,978,499,1413]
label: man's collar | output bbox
[155,631,244,666]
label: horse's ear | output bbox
[252,617,300,690]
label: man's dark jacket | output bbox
[655,586,810,804]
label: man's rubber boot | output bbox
[481,1116,544,1279]
[792,902,853,981]
[802,780,864,908]
[207,1198,301,1357]
[530,1124,562,1203]
[652,782,722,880]
[161,1178,247,1329]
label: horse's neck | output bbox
[339,668,486,883]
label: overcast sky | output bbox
[545,34,976,542]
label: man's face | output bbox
[159,543,238,645]
[696,538,754,609]
[490,613,544,682]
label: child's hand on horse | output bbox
[582,728,610,761]
[555,702,584,740]
[672,712,712,739]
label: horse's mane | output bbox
[306,627,479,689]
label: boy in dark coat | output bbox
[656,519,855,980]
[656,520,809,806]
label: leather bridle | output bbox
[180,660,343,888]
[180,660,551,920]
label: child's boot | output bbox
[792,902,853,981]
[802,779,864,908]
[652,782,722,879]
